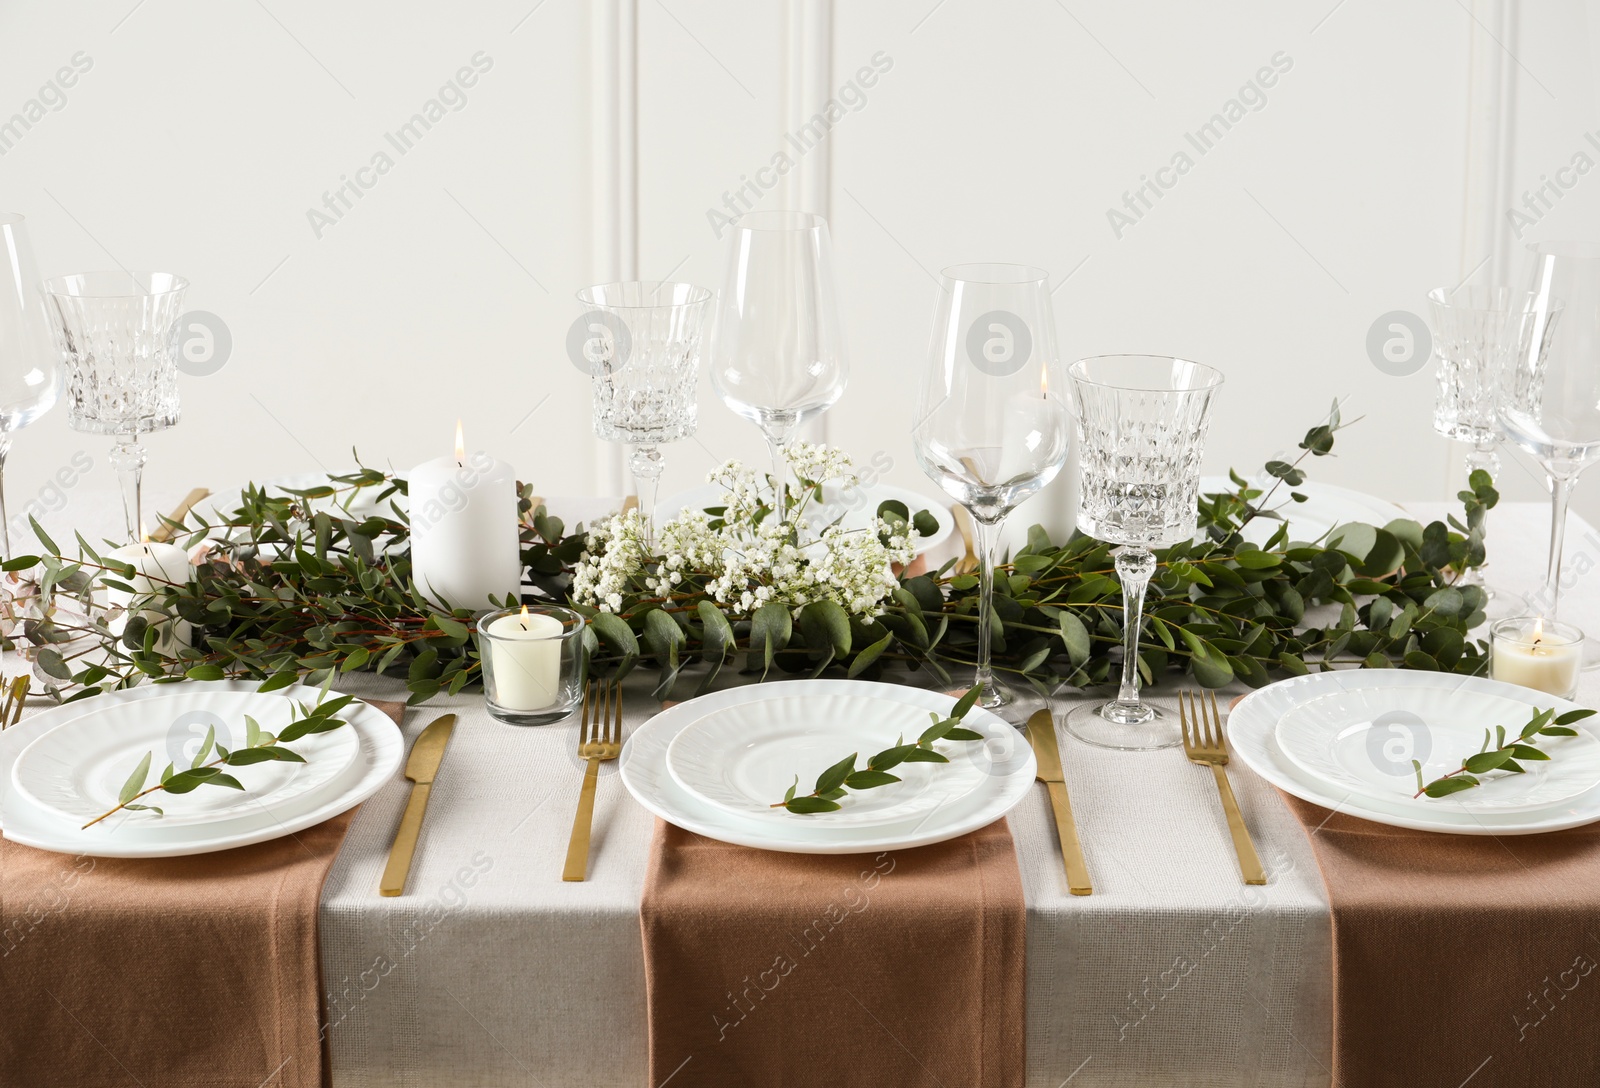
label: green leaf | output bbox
[1509,743,1551,761]
[1541,726,1580,737]
[783,775,797,804]
[844,770,901,790]
[430,614,470,640]
[786,796,842,814]
[185,664,226,681]
[912,509,939,537]
[1424,776,1480,797]
[750,602,793,673]
[1412,759,1424,794]
[190,725,215,769]
[204,773,245,790]
[35,648,72,680]
[868,743,916,771]
[589,611,640,658]
[943,726,983,741]
[951,684,983,720]
[245,715,263,747]
[697,601,735,662]
[798,600,852,657]
[814,753,856,795]
[1554,708,1597,725]
[1464,749,1512,774]
[900,747,950,763]
[846,632,893,678]
[119,752,152,804]
[1057,611,1091,666]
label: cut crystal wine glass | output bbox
[911,263,1070,713]
[578,280,711,544]
[44,271,187,542]
[708,211,847,526]
[1065,355,1224,751]
[0,213,60,557]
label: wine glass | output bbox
[577,280,712,545]
[0,214,60,557]
[1499,241,1600,666]
[44,271,188,542]
[911,263,1070,712]
[1065,355,1224,751]
[1425,284,1522,618]
[708,211,847,525]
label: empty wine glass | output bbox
[577,280,712,545]
[911,263,1070,712]
[708,211,847,526]
[1499,241,1600,666]
[1426,284,1522,618]
[45,271,188,542]
[0,214,60,557]
[1065,355,1224,751]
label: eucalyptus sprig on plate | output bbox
[1413,706,1598,799]
[773,685,986,814]
[81,694,354,829]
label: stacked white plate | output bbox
[1229,670,1600,835]
[620,680,1036,854]
[0,681,403,857]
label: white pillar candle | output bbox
[409,423,522,612]
[106,539,194,650]
[1491,618,1582,699]
[486,607,563,710]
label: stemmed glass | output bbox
[1065,355,1224,751]
[577,280,712,544]
[911,264,1070,712]
[1425,284,1521,618]
[1499,241,1600,666]
[709,211,847,526]
[44,271,188,542]
[0,214,60,557]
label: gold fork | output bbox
[1181,690,1266,886]
[0,675,27,729]
[562,678,623,881]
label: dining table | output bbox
[5,490,1597,1088]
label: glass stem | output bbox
[1540,473,1575,620]
[766,432,791,526]
[1113,546,1156,713]
[629,444,664,550]
[110,438,147,543]
[971,514,1003,701]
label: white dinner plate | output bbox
[666,693,993,829]
[1199,477,1409,547]
[0,681,404,857]
[656,482,954,556]
[1275,685,1600,813]
[622,679,1035,854]
[13,689,361,826]
[1229,671,1600,835]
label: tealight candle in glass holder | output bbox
[1490,617,1582,701]
[475,605,586,725]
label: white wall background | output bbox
[0,0,1597,546]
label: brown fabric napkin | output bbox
[1281,793,1600,1088]
[640,817,1026,1088]
[0,697,403,1088]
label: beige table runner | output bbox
[639,817,1026,1087]
[0,698,404,1088]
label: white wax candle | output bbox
[486,608,563,710]
[1492,621,1582,699]
[107,540,194,650]
[410,428,521,611]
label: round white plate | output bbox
[1229,671,1600,835]
[666,693,992,829]
[622,680,1035,854]
[1199,478,1408,547]
[1,681,404,857]
[13,689,361,826]
[656,482,954,556]
[1275,685,1600,813]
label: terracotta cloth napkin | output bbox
[640,817,1026,1088]
[0,698,404,1088]
[1281,794,1600,1088]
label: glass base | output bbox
[973,676,1017,713]
[1065,698,1180,751]
[486,699,579,726]
[1479,584,1525,624]
[1584,637,1600,673]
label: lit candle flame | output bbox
[139,523,149,546]
[1533,616,1545,652]
[518,604,530,630]
[455,419,465,463]
[1040,368,1049,398]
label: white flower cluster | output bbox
[571,446,916,619]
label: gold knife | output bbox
[1026,709,1092,896]
[379,714,457,897]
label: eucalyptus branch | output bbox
[1413,706,1596,799]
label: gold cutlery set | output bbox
[1025,690,1266,894]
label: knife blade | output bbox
[1026,709,1092,896]
[379,714,457,897]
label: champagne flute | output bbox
[911,263,1070,712]
[708,211,846,525]
[0,214,61,557]
[1499,241,1600,666]
[1065,355,1224,751]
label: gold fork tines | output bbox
[0,675,27,729]
[1181,690,1266,886]
[562,678,624,882]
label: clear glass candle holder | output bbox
[1490,617,1583,701]
[475,605,586,725]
